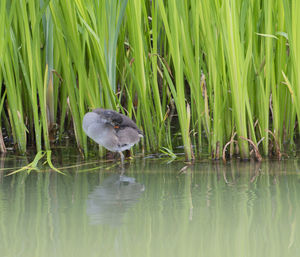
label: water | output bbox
[0,154,300,257]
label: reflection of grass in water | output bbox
[0,160,300,256]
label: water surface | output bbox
[0,155,300,257]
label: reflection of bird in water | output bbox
[82,109,143,164]
[86,174,145,226]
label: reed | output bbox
[0,0,299,161]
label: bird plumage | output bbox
[83,108,143,163]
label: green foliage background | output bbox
[0,0,299,160]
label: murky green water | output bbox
[1,155,300,257]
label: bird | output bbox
[82,108,143,164]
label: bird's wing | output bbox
[92,109,122,125]
[92,108,143,134]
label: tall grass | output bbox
[0,0,298,160]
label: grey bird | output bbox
[82,108,143,164]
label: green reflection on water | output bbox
[0,158,300,257]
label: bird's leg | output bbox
[119,151,124,166]
[119,152,125,175]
